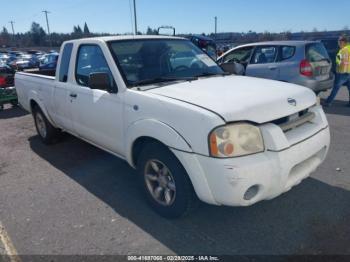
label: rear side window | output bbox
[281,46,295,60]
[59,43,73,82]
[306,43,330,62]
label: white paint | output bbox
[15,36,331,207]
[0,221,20,262]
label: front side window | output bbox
[108,39,223,87]
[75,45,115,88]
[251,46,277,64]
[223,47,254,63]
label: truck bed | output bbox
[15,71,55,113]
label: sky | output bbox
[1,0,350,35]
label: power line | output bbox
[129,0,134,34]
[133,0,138,35]
[42,10,52,46]
[214,16,217,39]
[8,21,15,35]
[8,21,16,46]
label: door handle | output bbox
[268,66,277,70]
[70,93,77,98]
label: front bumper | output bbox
[172,106,330,206]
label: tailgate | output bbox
[306,43,332,81]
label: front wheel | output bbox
[33,106,60,144]
[137,143,197,218]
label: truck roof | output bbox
[64,35,185,44]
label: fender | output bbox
[28,90,57,128]
[125,119,217,205]
[125,119,192,167]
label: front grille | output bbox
[272,108,315,132]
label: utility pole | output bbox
[133,0,138,35]
[8,21,15,46]
[42,10,52,46]
[214,16,217,39]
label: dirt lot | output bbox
[0,89,349,257]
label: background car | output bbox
[218,41,334,93]
[9,54,39,70]
[0,62,15,88]
[189,35,217,60]
[39,52,59,75]
[0,53,10,64]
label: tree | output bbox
[0,27,11,46]
[73,25,83,34]
[146,26,158,35]
[30,22,46,46]
[146,26,153,35]
[83,22,90,35]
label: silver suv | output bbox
[217,41,334,93]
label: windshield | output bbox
[108,39,224,87]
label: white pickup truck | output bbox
[16,36,330,218]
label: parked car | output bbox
[27,50,44,56]
[0,62,15,88]
[189,35,217,60]
[39,53,59,75]
[16,36,330,218]
[8,51,24,58]
[0,53,9,64]
[217,41,334,93]
[9,54,39,70]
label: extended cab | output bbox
[16,36,330,218]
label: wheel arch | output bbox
[29,97,57,128]
[126,119,193,168]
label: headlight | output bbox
[209,123,264,158]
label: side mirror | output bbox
[220,62,245,75]
[88,72,116,93]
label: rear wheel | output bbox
[137,142,197,218]
[33,106,60,144]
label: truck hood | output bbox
[147,76,316,123]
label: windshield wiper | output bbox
[196,71,231,78]
[130,76,197,87]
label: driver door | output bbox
[67,44,125,155]
[245,45,280,80]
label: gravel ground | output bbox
[0,88,349,256]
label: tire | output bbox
[33,106,60,144]
[137,142,197,219]
[0,104,3,111]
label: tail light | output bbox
[0,76,7,87]
[300,59,313,77]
